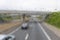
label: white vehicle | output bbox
[21,22,29,29]
[0,34,15,40]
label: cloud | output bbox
[0,0,59,11]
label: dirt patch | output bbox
[0,21,22,33]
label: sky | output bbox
[0,0,59,11]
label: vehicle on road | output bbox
[21,22,29,29]
[0,34,15,40]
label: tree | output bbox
[22,14,26,21]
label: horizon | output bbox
[0,0,59,12]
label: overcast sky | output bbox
[0,0,59,11]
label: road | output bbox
[4,19,60,40]
[9,21,48,40]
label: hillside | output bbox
[45,12,60,28]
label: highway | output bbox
[9,22,49,40]
[4,19,60,40]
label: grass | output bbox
[45,12,60,28]
[37,16,42,20]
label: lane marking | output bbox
[25,33,29,40]
[9,26,21,35]
[38,23,51,40]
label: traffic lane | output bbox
[10,22,32,40]
[41,23,60,40]
[13,22,33,40]
[7,22,32,40]
[12,27,27,40]
[28,22,48,40]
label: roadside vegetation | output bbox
[0,14,21,33]
[45,12,60,28]
[0,14,21,23]
[0,14,12,22]
[37,16,42,19]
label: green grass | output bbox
[37,16,42,19]
[45,12,60,28]
[0,14,13,22]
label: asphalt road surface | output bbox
[10,22,48,40]
[5,19,60,40]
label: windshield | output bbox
[0,0,60,40]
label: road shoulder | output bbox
[42,22,60,37]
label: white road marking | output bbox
[38,23,51,40]
[9,26,21,35]
[25,33,29,40]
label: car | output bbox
[0,34,15,40]
[21,22,29,29]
